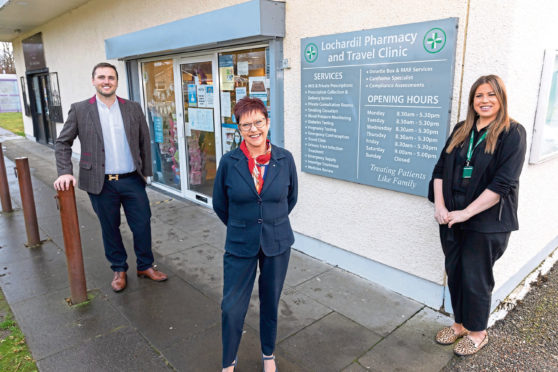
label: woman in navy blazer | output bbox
[429,75,526,356]
[213,97,297,372]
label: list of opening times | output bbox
[302,64,448,196]
[301,18,457,196]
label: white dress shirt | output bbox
[96,98,135,174]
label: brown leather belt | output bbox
[105,171,136,181]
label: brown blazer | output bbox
[55,95,152,195]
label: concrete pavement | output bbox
[0,133,455,371]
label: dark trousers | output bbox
[221,248,290,368]
[439,225,510,331]
[88,174,153,272]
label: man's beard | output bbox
[96,87,115,98]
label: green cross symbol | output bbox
[423,28,447,54]
[427,32,442,50]
[304,43,318,63]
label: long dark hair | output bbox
[446,74,510,154]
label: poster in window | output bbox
[235,87,247,102]
[153,115,164,143]
[237,61,249,76]
[188,108,214,132]
[220,67,234,91]
[187,84,197,106]
[221,91,231,117]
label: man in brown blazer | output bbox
[54,62,167,292]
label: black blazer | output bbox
[212,145,298,257]
[429,120,527,233]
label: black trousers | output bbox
[88,174,153,272]
[221,248,290,368]
[439,225,510,331]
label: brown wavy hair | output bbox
[446,75,510,154]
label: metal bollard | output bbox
[14,157,40,246]
[55,184,88,304]
[0,144,13,213]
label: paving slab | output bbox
[194,222,227,248]
[150,196,194,213]
[341,363,369,371]
[163,321,307,372]
[285,249,332,288]
[0,210,28,239]
[36,325,171,371]
[0,240,72,303]
[298,268,423,336]
[279,312,382,372]
[0,228,63,265]
[151,201,209,227]
[245,286,333,343]
[162,243,224,298]
[357,307,454,372]
[109,276,220,350]
[148,223,206,257]
[11,288,129,360]
[80,254,170,297]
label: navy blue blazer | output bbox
[212,145,298,257]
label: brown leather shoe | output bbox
[137,267,168,282]
[111,271,127,292]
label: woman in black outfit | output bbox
[429,75,527,355]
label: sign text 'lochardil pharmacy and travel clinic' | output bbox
[301,18,458,197]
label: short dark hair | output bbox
[233,97,268,123]
[92,62,118,80]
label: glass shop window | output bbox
[142,59,181,190]
[218,47,270,154]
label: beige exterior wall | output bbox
[459,0,558,293]
[12,0,245,145]
[9,0,558,301]
[284,0,558,292]
[284,0,469,285]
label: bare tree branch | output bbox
[0,42,16,74]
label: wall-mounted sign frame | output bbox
[530,49,558,164]
[300,18,458,197]
[22,33,47,71]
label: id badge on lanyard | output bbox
[463,129,487,179]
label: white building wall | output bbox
[284,0,469,286]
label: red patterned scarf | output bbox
[240,140,271,194]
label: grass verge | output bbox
[0,112,25,137]
[0,289,37,371]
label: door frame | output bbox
[137,42,273,207]
[27,70,56,146]
[175,53,221,205]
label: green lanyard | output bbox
[465,129,487,166]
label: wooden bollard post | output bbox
[55,184,88,305]
[14,157,40,246]
[0,144,13,213]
